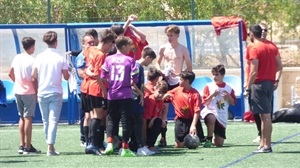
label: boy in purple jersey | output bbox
[101,36,139,157]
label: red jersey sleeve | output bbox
[230,89,237,105]
[93,53,105,76]
[144,82,155,99]
[124,29,148,60]
[192,92,201,113]
[202,85,210,104]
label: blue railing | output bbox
[0,20,245,124]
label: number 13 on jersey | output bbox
[110,65,125,81]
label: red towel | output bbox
[211,16,248,41]
[243,111,255,122]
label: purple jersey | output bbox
[101,53,139,100]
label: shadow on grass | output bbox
[273,141,300,144]
[61,151,86,156]
[0,160,28,164]
[0,160,42,164]
[0,155,41,158]
[224,144,258,147]
[157,146,204,155]
[275,151,300,154]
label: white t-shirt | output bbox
[200,82,233,128]
[11,53,36,95]
[34,48,68,97]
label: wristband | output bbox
[275,79,279,83]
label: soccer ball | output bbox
[184,134,200,149]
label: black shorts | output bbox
[174,117,202,142]
[80,93,92,112]
[89,95,107,109]
[204,119,226,139]
[106,99,134,137]
[250,81,274,114]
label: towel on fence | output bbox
[211,16,248,41]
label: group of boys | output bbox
[72,15,159,156]
[72,14,239,157]
[10,14,243,157]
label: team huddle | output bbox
[10,14,246,157]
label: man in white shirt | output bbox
[32,31,70,156]
[8,37,41,154]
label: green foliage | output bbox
[0,0,299,39]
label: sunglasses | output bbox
[262,29,268,32]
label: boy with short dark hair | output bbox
[129,47,157,156]
[144,67,162,99]
[164,71,204,148]
[8,37,41,154]
[84,29,117,155]
[201,65,236,147]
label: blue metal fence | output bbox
[0,20,245,124]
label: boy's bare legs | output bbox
[213,135,224,147]
[205,114,216,138]
[158,103,168,146]
[19,117,25,147]
[24,117,33,150]
[203,114,216,147]
[18,116,33,151]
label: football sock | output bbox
[98,125,105,148]
[84,126,89,145]
[122,142,129,149]
[161,127,167,139]
[107,136,113,143]
[91,118,101,147]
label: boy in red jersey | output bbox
[201,65,236,148]
[84,29,117,155]
[110,14,148,60]
[164,71,204,148]
[142,67,162,144]
[144,81,168,152]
